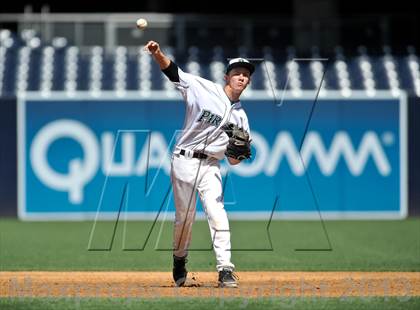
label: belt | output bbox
[179,149,208,159]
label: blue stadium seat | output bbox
[28,46,42,91]
[77,53,90,91]
[52,44,67,91]
[0,31,419,96]
[126,52,138,91]
[102,53,115,91]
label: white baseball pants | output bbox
[170,153,235,271]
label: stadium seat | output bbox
[0,30,419,97]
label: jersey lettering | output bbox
[197,109,223,127]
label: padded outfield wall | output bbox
[0,91,419,219]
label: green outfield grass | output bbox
[0,219,419,271]
[1,297,420,310]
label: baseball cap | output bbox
[225,58,255,75]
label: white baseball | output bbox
[136,18,148,30]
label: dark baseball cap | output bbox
[225,58,255,75]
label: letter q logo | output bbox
[30,120,99,204]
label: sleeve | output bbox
[173,67,198,99]
[241,113,252,160]
[241,112,251,139]
[163,63,215,104]
[162,61,180,82]
[160,61,196,100]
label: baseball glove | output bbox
[223,123,252,160]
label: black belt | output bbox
[179,149,208,159]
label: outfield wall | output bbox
[408,96,420,216]
[0,91,419,219]
[0,97,17,217]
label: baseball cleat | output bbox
[218,268,238,288]
[173,255,188,287]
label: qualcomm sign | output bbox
[30,119,393,205]
[18,92,407,219]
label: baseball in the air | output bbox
[136,18,148,30]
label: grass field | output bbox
[1,218,419,309]
[0,218,419,271]
[1,297,420,310]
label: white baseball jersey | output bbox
[172,67,250,160]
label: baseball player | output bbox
[145,40,254,288]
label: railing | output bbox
[0,13,418,54]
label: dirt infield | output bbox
[1,272,419,298]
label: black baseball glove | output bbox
[223,123,252,161]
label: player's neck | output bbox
[224,85,241,104]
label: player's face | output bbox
[226,68,251,92]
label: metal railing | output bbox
[0,12,418,54]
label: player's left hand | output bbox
[223,124,252,161]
